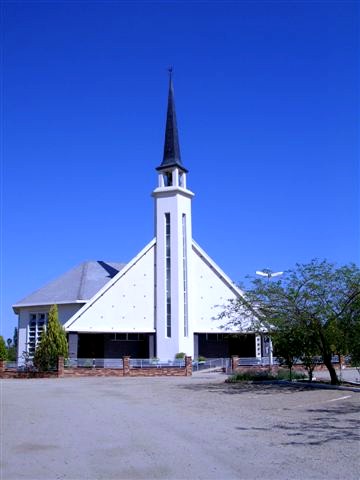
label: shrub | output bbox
[276,368,306,381]
[0,336,8,361]
[227,370,275,383]
[226,368,307,383]
[175,352,186,359]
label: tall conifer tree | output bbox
[0,335,8,360]
[34,305,68,371]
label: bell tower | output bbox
[152,70,195,360]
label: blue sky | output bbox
[1,0,359,341]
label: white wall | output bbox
[64,242,156,334]
[190,243,247,334]
[16,303,83,365]
[153,184,195,360]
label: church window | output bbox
[165,213,171,337]
[182,214,188,337]
[206,333,225,342]
[110,333,145,341]
[28,312,48,357]
[164,172,172,187]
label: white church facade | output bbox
[13,75,263,365]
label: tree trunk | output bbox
[318,330,339,385]
[323,353,339,385]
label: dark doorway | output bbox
[104,333,149,358]
[78,334,105,358]
[198,333,255,358]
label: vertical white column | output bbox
[153,177,194,360]
[255,335,262,359]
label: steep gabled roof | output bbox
[12,260,126,311]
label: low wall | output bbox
[0,370,58,379]
[0,356,193,379]
[230,356,339,374]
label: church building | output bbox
[13,74,262,365]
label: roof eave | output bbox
[12,299,87,314]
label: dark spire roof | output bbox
[156,69,188,173]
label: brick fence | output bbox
[0,356,193,379]
[230,355,338,374]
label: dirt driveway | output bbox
[1,372,359,480]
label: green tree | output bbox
[13,327,18,349]
[34,305,68,371]
[272,324,302,381]
[0,335,8,360]
[2,327,19,362]
[346,292,360,372]
[220,260,360,385]
[5,338,17,361]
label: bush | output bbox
[276,369,306,381]
[227,370,275,383]
[0,336,8,361]
[175,352,186,359]
[226,368,307,383]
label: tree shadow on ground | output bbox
[181,381,321,396]
[180,381,360,446]
[274,402,360,446]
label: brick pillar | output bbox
[339,355,345,369]
[123,356,130,376]
[231,355,239,372]
[57,356,64,377]
[185,356,192,376]
[0,359,5,374]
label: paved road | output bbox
[1,373,359,480]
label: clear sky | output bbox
[1,0,359,341]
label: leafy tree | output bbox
[34,305,68,371]
[272,325,301,381]
[13,327,18,349]
[220,260,360,385]
[3,327,19,362]
[0,335,8,360]
[346,292,360,373]
[5,339,17,361]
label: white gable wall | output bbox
[64,241,156,333]
[191,242,246,334]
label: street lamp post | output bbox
[256,269,283,369]
[256,269,283,280]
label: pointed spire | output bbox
[157,68,188,172]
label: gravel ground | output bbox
[1,372,359,480]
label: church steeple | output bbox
[157,69,188,173]
[152,71,194,360]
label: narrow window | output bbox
[165,213,171,337]
[28,313,48,357]
[164,172,172,186]
[182,214,188,337]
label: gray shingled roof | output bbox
[13,261,126,310]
